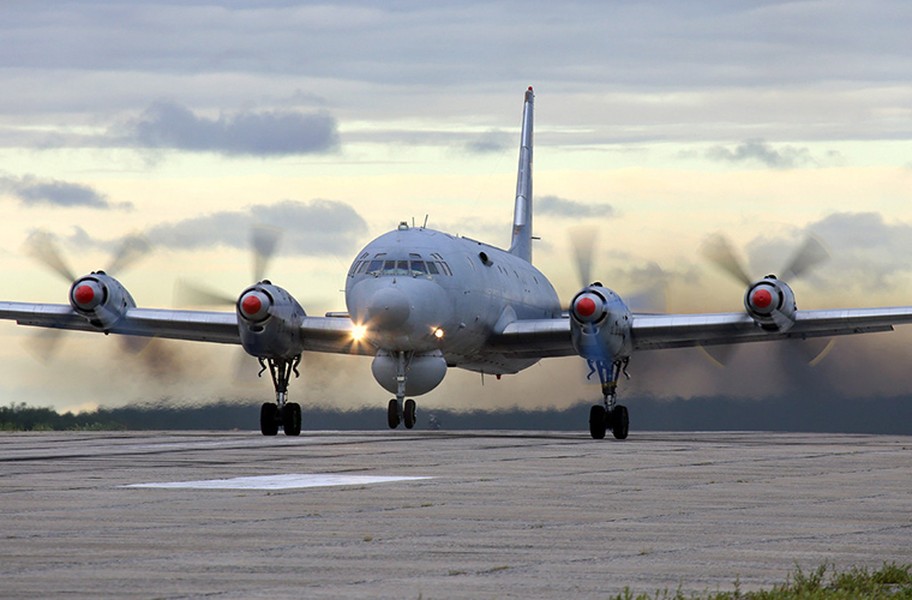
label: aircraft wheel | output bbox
[611,405,629,440]
[403,399,416,429]
[589,405,607,440]
[283,402,302,437]
[260,403,279,436]
[387,399,400,429]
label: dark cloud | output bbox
[123,101,339,156]
[146,199,367,256]
[537,195,615,219]
[0,174,131,210]
[705,139,816,169]
[464,130,511,154]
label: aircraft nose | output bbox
[366,286,411,329]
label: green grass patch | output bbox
[612,563,912,600]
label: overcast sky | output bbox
[1,1,911,416]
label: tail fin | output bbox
[509,86,534,263]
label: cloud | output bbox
[145,199,368,256]
[122,101,339,156]
[537,195,615,219]
[0,174,131,210]
[463,129,511,154]
[705,139,817,169]
[744,212,912,293]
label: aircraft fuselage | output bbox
[345,224,561,375]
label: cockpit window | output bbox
[410,260,428,276]
[366,259,384,275]
[354,253,451,278]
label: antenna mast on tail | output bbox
[509,86,534,263]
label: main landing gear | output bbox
[587,357,630,440]
[258,355,302,436]
[387,351,417,430]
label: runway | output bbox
[1,430,910,599]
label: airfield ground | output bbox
[1,430,910,599]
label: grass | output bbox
[611,563,912,600]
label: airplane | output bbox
[4,86,912,440]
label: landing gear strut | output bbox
[587,357,630,440]
[387,351,417,430]
[258,355,302,436]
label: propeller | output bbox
[699,231,832,366]
[175,224,283,308]
[701,232,829,287]
[21,229,154,363]
[567,226,667,314]
[700,233,751,287]
[569,225,597,288]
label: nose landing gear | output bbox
[387,351,417,429]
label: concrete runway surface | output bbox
[1,430,911,599]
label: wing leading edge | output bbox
[0,302,362,354]
[490,306,912,358]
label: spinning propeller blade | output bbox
[781,235,829,281]
[701,233,752,286]
[23,231,76,283]
[106,234,152,275]
[252,224,282,283]
[569,226,597,288]
[174,224,283,308]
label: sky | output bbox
[1,1,912,415]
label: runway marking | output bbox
[125,473,433,490]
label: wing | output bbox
[630,307,912,350]
[490,306,912,358]
[0,302,362,354]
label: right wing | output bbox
[0,302,363,355]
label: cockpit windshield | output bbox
[350,253,451,278]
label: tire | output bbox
[611,405,629,440]
[260,403,279,436]
[387,399,400,429]
[283,402,302,437]
[589,405,607,440]
[403,399,416,429]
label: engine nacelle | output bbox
[744,275,796,332]
[569,285,632,362]
[371,350,447,396]
[68,271,136,330]
[236,281,307,359]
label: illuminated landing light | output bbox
[433,327,445,340]
[351,324,368,342]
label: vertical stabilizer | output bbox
[509,86,534,263]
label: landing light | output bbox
[351,324,368,342]
[433,327,445,340]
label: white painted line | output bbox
[125,473,433,490]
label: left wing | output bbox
[490,306,912,358]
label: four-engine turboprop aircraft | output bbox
[4,87,912,439]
